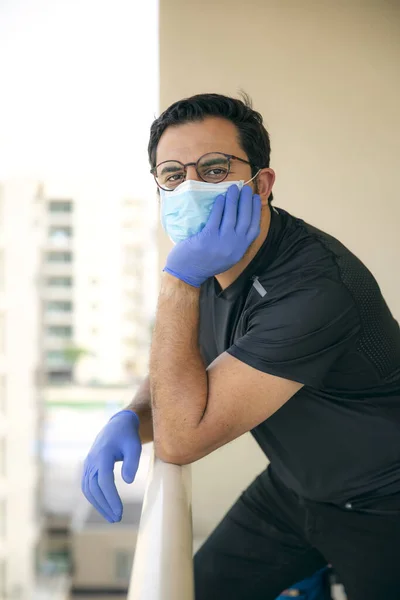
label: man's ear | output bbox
[256,168,275,206]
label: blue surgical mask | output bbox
[160,179,245,244]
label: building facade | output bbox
[40,194,75,385]
[37,183,156,387]
[39,184,155,387]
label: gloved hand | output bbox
[164,184,261,287]
[81,409,141,523]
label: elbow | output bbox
[154,437,199,465]
[158,451,194,466]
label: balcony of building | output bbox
[42,286,74,302]
[42,262,73,278]
[43,315,73,329]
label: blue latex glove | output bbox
[164,184,261,287]
[81,409,141,523]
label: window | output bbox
[48,200,73,213]
[49,226,72,236]
[48,226,73,244]
[46,326,73,337]
[46,350,66,362]
[114,550,133,583]
[45,301,73,312]
[46,252,72,263]
[47,370,73,384]
[46,277,73,287]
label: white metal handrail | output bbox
[127,452,194,600]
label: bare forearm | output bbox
[150,274,207,461]
[126,375,153,444]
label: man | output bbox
[81,93,400,599]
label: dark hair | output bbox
[148,92,273,203]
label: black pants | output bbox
[194,467,400,600]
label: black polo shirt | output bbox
[199,207,400,504]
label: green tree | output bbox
[62,344,91,366]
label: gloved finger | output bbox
[97,456,124,518]
[121,441,141,484]
[235,185,253,235]
[88,466,122,522]
[84,482,115,523]
[220,184,240,235]
[247,194,262,242]
[203,193,225,232]
[82,468,115,523]
[81,461,95,499]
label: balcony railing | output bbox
[127,452,194,600]
[42,263,73,278]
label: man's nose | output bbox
[185,165,201,182]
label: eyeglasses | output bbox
[150,152,257,191]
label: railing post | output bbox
[128,453,194,600]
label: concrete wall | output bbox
[157,0,400,536]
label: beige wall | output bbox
[158,0,400,536]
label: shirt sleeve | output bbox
[226,278,361,387]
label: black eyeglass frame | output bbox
[150,152,259,191]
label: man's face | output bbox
[155,116,275,205]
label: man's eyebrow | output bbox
[159,163,184,176]
[200,157,227,168]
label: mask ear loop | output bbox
[243,169,261,186]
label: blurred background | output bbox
[0,0,399,598]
